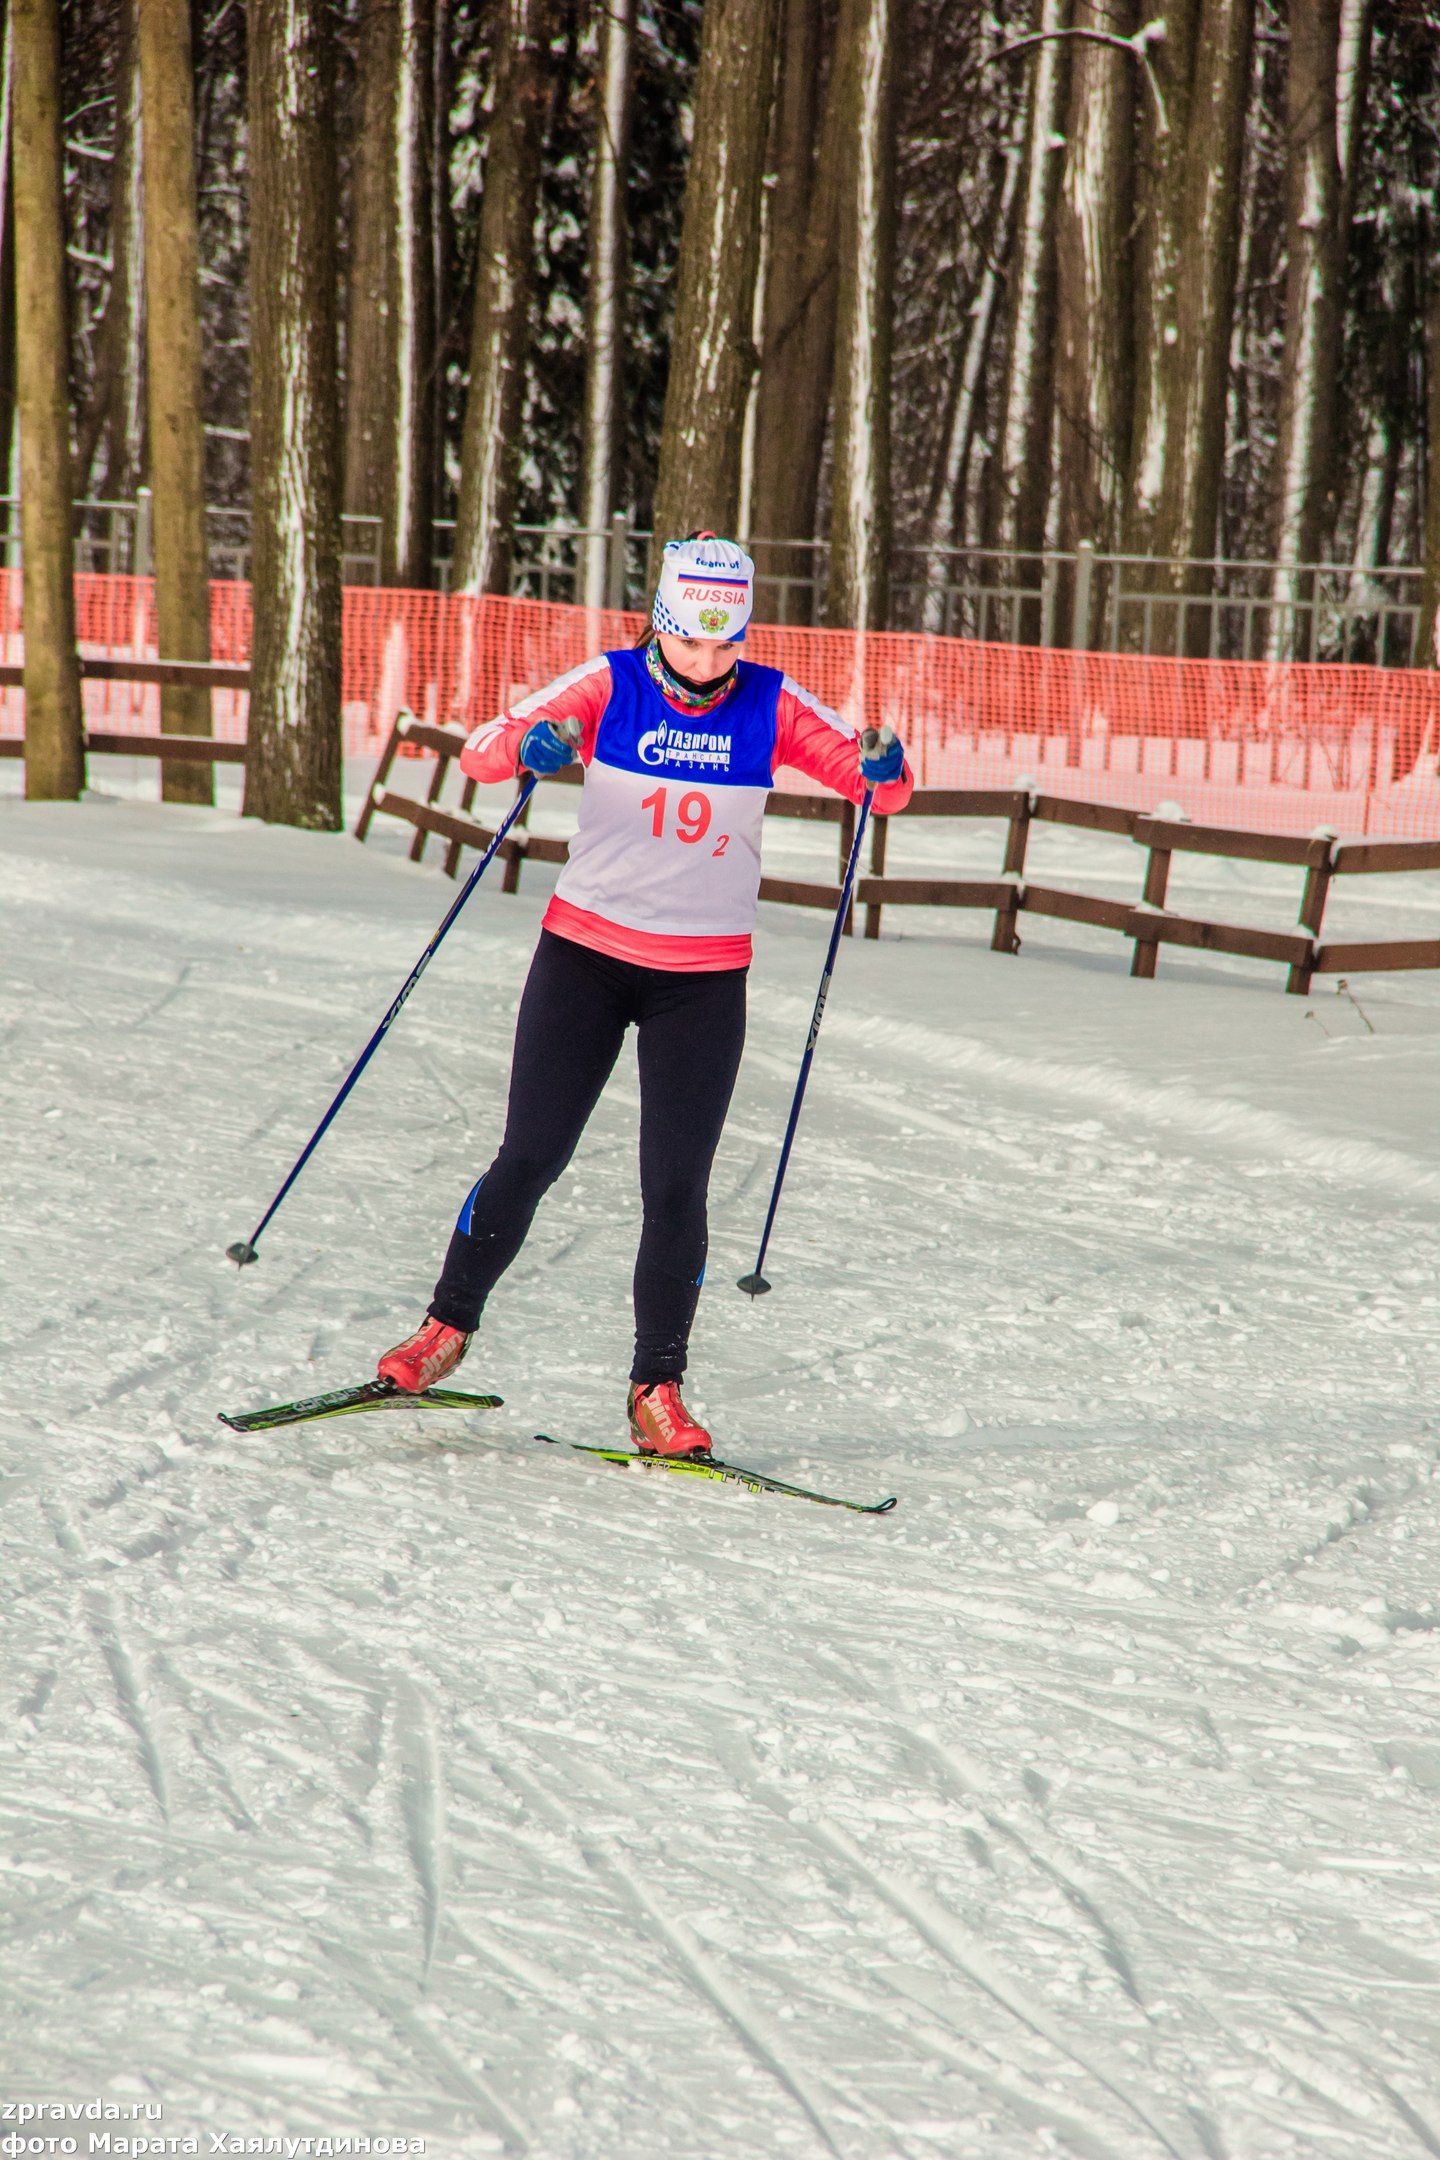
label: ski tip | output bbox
[226,1240,259,1268]
[872,1495,899,1514]
[736,1271,771,1298]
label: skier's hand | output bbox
[519,717,579,776]
[859,725,904,786]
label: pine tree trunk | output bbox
[108,0,145,501]
[1346,419,1385,574]
[1349,253,1407,588]
[1415,285,1440,700]
[243,0,342,830]
[579,0,634,609]
[824,0,895,632]
[749,0,837,619]
[1268,0,1344,651]
[735,170,770,542]
[1357,414,1402,578]
[77,0,145,501]
[1165,0,1254,579]
[920,112,1024,628]
[1053,0,1134,646]
[450,0,555,596]
[1334,0,1371,245]
[1125,0,1197,562]
[987,0,1069,631]
[1219,34,1262,563]
[1124,0,1253,648]
[343,0,436,589]
[432,0,455,537]
[649,0,780,578]
[0,3,17,507]
[138,0,213,802]
[13,0,83,800]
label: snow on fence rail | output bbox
[2,571,1440,841]
[359,712,1440,993]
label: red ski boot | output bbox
[627,1381,713,1458]
[377,1317,472,1394]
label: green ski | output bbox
[533,1434,897,1514]
[218,1380,503,1432]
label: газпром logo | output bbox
[637,717,731,770]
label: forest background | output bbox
[8,0,1440,822]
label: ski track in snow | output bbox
[3,793,1440,2155]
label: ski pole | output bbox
[737,734,881,1299]
[227,745,564,1267]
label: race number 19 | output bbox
[641,785,721,849]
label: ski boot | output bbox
[377,1316,473,1394]
[627,1381,713,1459]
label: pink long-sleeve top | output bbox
[459,647,913,971]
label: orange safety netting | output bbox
[3,568,1439,840]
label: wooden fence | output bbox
[0,656,249,767]
[356,711,1440,993]
[861,790,1440,993]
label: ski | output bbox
[218,1380,504,1433]
[214,1389,893,1511]
[533,1434,897,1514]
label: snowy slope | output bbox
[3,783,1440,2158]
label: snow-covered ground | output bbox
[4,764,1440,2158]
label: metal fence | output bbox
[1,497,1426,668]
[897,543,1425,668]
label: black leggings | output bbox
[429,929,747,1383]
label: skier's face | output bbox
[656,633,743,684]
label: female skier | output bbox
[376,534,913,1456]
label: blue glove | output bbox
[859,726,904,786]
[519,718,578,776]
